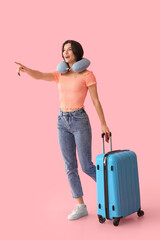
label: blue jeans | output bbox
[57,107,96,198]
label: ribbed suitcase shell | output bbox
[96,150,141,220]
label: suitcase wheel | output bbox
[113,219,120,226]
[98,215,106,224]
[137,208,144,217]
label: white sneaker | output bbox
[67,204,88,220]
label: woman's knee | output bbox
[81,164,95,175]
[65,166,78,176]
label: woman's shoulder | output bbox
[83,70,97,86]
[80,69,94,76]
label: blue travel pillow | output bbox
[56,58,90,73]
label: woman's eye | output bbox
[63,48,72,52]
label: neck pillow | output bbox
[56,58,90,73]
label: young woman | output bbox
[15,40,110,221]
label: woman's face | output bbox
[63,43,77,67]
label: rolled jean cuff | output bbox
[72,194,84,199]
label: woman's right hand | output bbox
[15,62,28,76]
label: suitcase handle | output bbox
[101,132,112,153]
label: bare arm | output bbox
[15,62,55,81]
[25,68,55,81]
[88,84,110,137]
[88,84,106,125]
[40,72,55,81]
[25,68,42,79]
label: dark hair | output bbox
[62,40,84,62]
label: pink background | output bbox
[1,0,160,239]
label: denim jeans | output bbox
[57,107,96,198]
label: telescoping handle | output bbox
[101,132,112,154]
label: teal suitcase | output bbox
[96,133,144,226]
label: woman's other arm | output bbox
[88,84,110,138]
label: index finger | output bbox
[15,62,23,67]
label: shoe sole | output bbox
[68,212,88,220]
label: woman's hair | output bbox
[62,40,84,62]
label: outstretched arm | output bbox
[15,62,56,81]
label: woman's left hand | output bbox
[101,123,110,142]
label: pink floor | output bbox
[1,165,159,240]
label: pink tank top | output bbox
[52,70,97,111]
